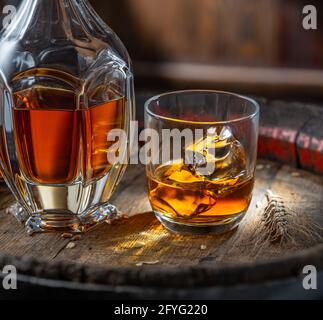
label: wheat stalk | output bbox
[249,190,323,257]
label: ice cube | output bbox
[185,127,246,181]
[163,160,203,184]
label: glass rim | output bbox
[145,89,260,125]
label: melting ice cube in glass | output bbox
[185,127,247,182]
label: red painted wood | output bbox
[258,126,298,165]
[297,119,323,175]
[257,100,309,166]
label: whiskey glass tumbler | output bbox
[0,0,135,233]
[145,90,259,235]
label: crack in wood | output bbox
[51,240,72,260]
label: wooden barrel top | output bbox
[0,160,322,297]
[0,97,323,299]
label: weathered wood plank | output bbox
[0,160,322,269]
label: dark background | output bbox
[0,0,323,99]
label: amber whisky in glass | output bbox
[145,91,259,234]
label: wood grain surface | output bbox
[0,160,322,269]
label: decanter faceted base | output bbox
[24,203,118,235]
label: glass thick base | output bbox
[24,203,118,235]
[154,211,245,235]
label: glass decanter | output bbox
[0,0,135,234]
